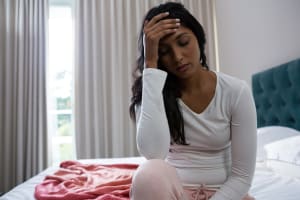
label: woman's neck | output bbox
[180,67,210,95]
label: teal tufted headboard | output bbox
[252,58,300,131]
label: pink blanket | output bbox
[34,160,138,200]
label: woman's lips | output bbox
[176,64,189,72]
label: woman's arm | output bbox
[211,82,257,200]
[135,68,171,160]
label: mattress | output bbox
[1,156,300,200]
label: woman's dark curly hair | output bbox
[129,2,209,145]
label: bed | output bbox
[251,58,300,199]
[1,58,300,200]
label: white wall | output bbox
[214,0,300,85]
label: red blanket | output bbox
[35,160,138,200]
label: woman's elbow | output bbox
[136,134,169,159]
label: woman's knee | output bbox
[132,159,174,185]
[130,159,183,200]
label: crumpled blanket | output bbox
[34,160,138,200]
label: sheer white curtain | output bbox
[0,0,48,193]
[74,0,216,159]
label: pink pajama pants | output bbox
[130,159,255,200]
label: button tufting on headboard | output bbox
[252,58,300,131]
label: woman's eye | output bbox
[178,39,189,46]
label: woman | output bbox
[129,2,256,200]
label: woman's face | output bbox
[158,25,201,79]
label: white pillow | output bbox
[264,135,300,177]
[256,126,300,162]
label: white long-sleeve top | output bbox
[136,68,257,200]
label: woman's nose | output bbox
[172,48,183,63]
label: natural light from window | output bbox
[48,5,75,165]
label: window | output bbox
[47,3,75,165]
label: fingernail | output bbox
[165,12,169,15]
[176,18,180,22]
[176,23,180,26]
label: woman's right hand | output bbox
[143,12,180,68]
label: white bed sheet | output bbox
[1,157,300,200]
[250,163,300,199]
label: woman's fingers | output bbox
[151,27,177,40]
[144,19,180,42]
[146,12,169,27]
[144,18,180,33]
[146,23,180,37]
